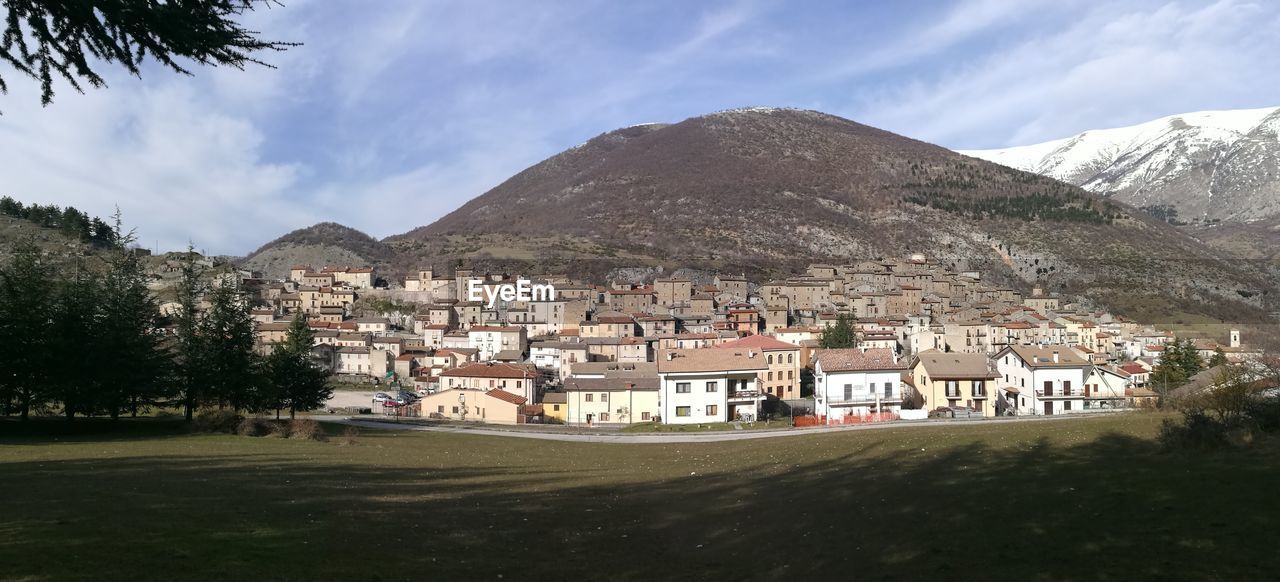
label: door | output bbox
[1064,400,1072,411]
[1043,401,1053,415]
[586,413,594,425]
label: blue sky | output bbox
[1,0,1277,254]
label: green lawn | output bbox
[2,414,1278,580]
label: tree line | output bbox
[0,230,330,422]
[0,196,119,248]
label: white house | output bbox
[994,345,1090,415]
[467,325,527,362]
[813,347,906,421]
[656,348,768,424]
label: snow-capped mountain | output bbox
[959,107,1280,223]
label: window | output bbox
[641,411,650,421]
[585,394,594,402]
[437,405,445,413]
[1064,381,1072,395]
[973,380,986,397]
[599,412,610,422]
[946,380,960,398]
[787,353,794,364]
[451,406,459,413]
[553,404,561,411]
[676,382,691,394]
[601,393,608,402]
[705,381,717,393]
[707,405,718,416]
[767,371,773,381]
[676,406,691,417]
[843,384,852,401]
[1043,380,1053,396]
[768,355,774,364]
[884,382,893,397]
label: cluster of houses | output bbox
[243,257,1263,426]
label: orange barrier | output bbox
[793,412,900,427]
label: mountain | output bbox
[959,107,1280,223]
[240,222,394,279]
[388,107,1272,321]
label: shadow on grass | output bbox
[1,421,1277,580]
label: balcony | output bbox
[830,393,900,405]
[729,390,762,400]
[1036,388,1085,398]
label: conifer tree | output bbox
[265,314,331,419]
[0,241,56,420]
[820,313,858,349]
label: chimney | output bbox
[1052,351,1059,363]
[666,352,674,361]
[747,350,756,359]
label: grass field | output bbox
[2,414,1278,581]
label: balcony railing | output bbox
[729,390,761,399]
[1036,388,1085,397]
[830,394,901,405]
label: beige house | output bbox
[655,278,692,306]
[715,334,802,399]
[417,388,528,425]
[909,350,1002,416]
[440,362,540,401]
[563,376,660,425]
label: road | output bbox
[315,412,1115,444]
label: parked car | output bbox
[373,392,393,405]
[397,391,420,403]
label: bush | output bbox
[287,418,326,441]
[1157,411,1230,450]
[192,409,243,433]
[1245,398,1280,433]
[236,417,282,437]
[338,425,359,446]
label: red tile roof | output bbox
[485,389,528,405]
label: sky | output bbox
[1,0,1277,255]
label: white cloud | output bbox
[847,0,1280,148]
[0,78,307,254]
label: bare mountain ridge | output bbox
[961,106,1280,223]
[239,222,394,280]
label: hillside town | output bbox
[244,257,1263,426]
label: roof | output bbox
[657,348,769,374]
[1120,363,1148,376]
[440,362,537,379]
[1002,345,1089,368]
[569,361,658,378]
[815,348,905,372]
[541,392,567,404]
[485,389,528,406]
[469,325,523,333]
[714,334,800,351]
[563,377,660,392]
[913,350,999,379]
